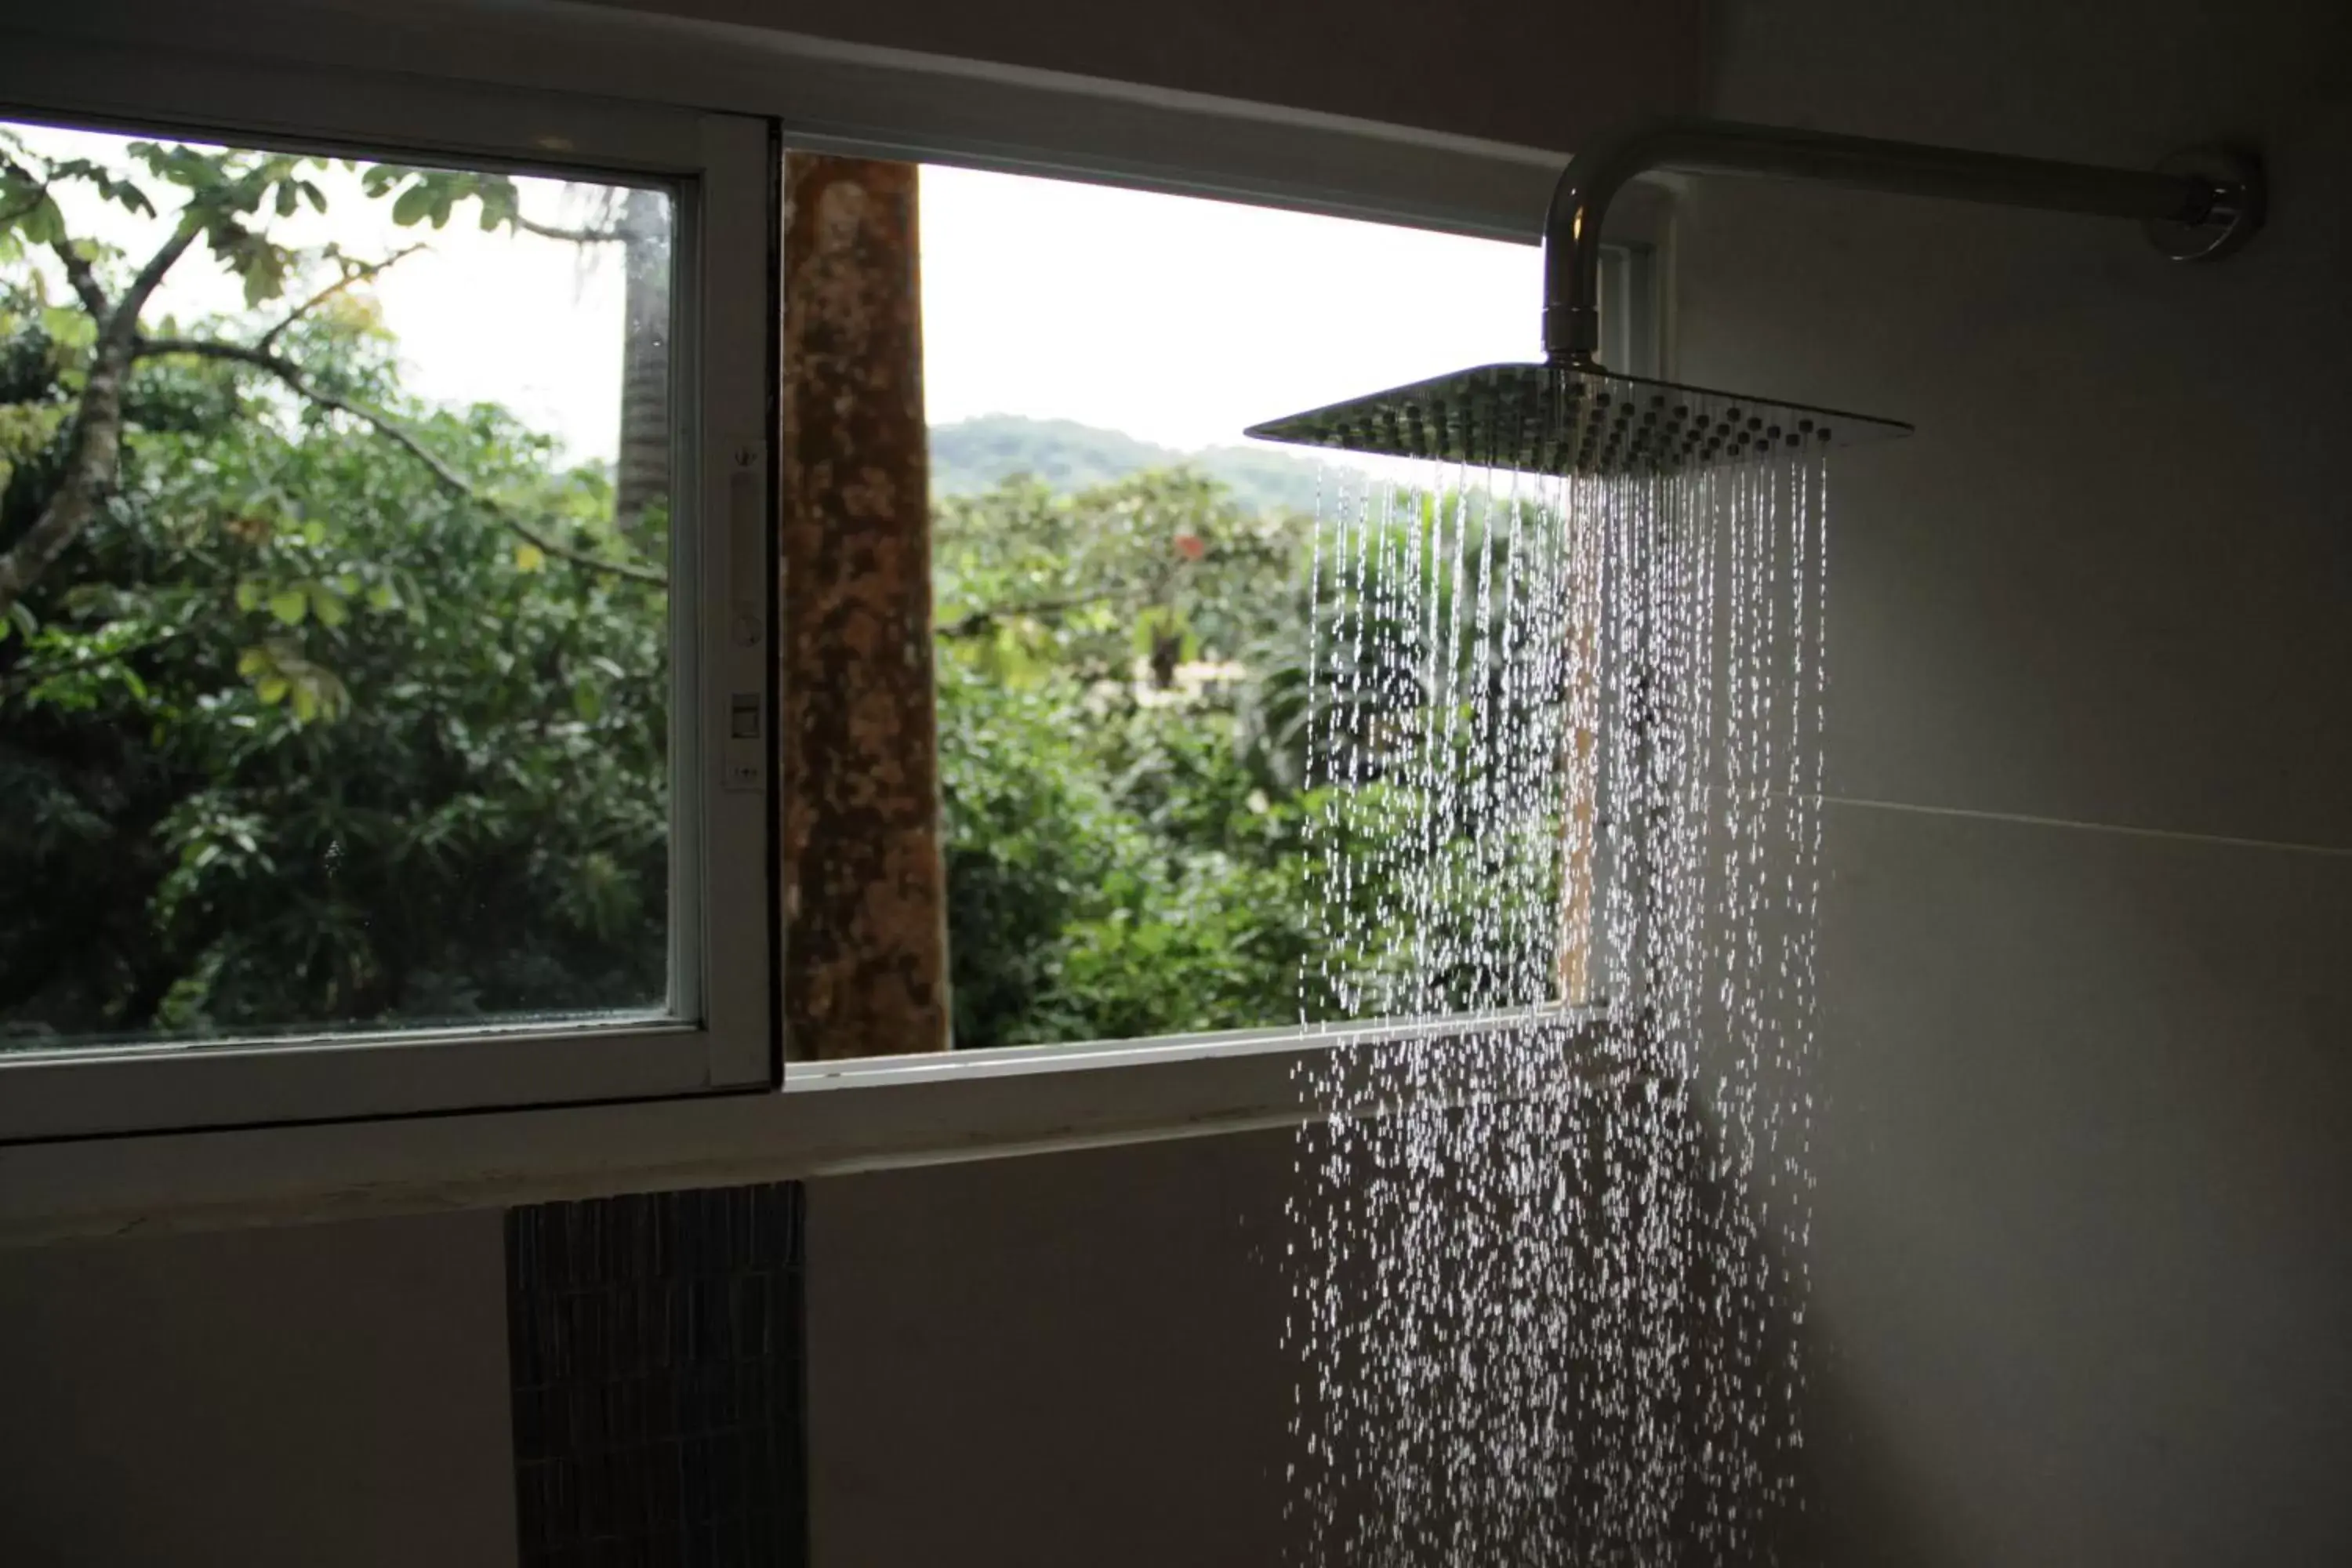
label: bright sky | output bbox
[16,122,636,463]
[920,165,1541,451]
[13,122,1542,465]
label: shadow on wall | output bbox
[1682,1084,1956,1568]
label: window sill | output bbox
[0,1008,1599,1248]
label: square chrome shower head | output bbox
[1245,363,1911,479]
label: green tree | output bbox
[1,132,665,1039]
[931,469,1387,1047]
[930,468,1565,1044]
[2,125,1435,1053]
[933,467,1298,688]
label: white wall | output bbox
[1681,1,2352,1560]
[0,1212,515,1567]
[0,1137,1306,1567]
[805,1131,1301,1566]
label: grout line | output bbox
[1817,794,2352,859]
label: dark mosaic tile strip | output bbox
[506,1184,806,1568]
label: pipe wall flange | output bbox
[2145,145,2264,262]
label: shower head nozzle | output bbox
[1244,363,1911,480]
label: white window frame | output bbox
[0,46,780,1140]
[0,0,1669,1236]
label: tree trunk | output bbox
[0,337,132,621]
[613,187,672,532]
[778,154,950,1058]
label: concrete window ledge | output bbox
[0,1011,1602,1247]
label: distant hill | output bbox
[929,414,1334,514]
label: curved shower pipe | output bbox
[1541,119,2265,367]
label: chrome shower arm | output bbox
[1542,118,2262,365]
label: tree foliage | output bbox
[1,127,1412,1052]
[1,273,667,1038]
[1,132,664,1040]
[930,469,1332,1046]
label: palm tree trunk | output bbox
[778,154,949,1057]
[614,187,672,531]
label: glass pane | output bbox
[0,118,676,1051]
[920,165,1545,1049]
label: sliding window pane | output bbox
[0,118,676,1049]
[921,165,1543,1049]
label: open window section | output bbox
[916,164,1638,1054]
[0,87,776,1139]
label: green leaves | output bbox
[31,138,328,310]
[10,193,67,248]
[1,132,673,1037]
[931,471,1341,1048]
[204,219,295,307]
[366,165,522,234]
[934,469,1302,691]
[238,576,348,629]
[47,157,156,219]
[127,140,224,191]
[0,145,82,256]
[389,183,435,228]
[230,637,347,722]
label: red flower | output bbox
[1174,532,1206,561]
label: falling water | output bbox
[1288,443,1829,1566]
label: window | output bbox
[916,166,1639,1051]
[0,74,776,1138]
[0,12,1648,1168]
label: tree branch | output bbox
[136,336,667,586]
[935,590,1124,639]
[254,243,426,353]
[0,626,192,697]
[0,152,111,320]
[0,333,136,621]
[511,215,622,245]
[111,218,202,341]
[0,185,209,617]
[55,247,111,321]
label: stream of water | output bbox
[1289,446,1829,1566]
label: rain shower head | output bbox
[1246,362,1909,479]
[1247,119,2262,477]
